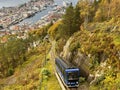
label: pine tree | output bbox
[59,3,82,39]
[61,3,74,37]
[94,0,97,6]
[73,5,82,32]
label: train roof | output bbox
[55,57,69,69]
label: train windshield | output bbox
[67,71,79,81]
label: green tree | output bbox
[73,5,82,32]
[60,4,74,37]
[59,4,82,39]
[5,38,27,66]
[0,36,27,77]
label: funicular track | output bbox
[68,88,78,90]
[50,41,79,90]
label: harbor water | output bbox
[20,0,78,25]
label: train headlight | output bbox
[76,82,78,84]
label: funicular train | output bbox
[55,57,80,87]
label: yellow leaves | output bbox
[29,28,45,36]
[113,36,120,46]
[94,9,103,22]
[104,75,115,84]
[48,20,62,39]
[100,0,120,18]
[117,73,120,78]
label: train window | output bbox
[63,71,66,79]
[67,71,79,81]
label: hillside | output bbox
[0,25,61,89]
[48,0,120,89]
[0,0,120,90]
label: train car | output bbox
[55,58,80,87]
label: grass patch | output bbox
[41,55,61,90]
[113,36,120,46]
[21,55,41,68]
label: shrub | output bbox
[70,42,81,52]
[41,68,51,77]
[79,77,85,83]
[7,67,14,76]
